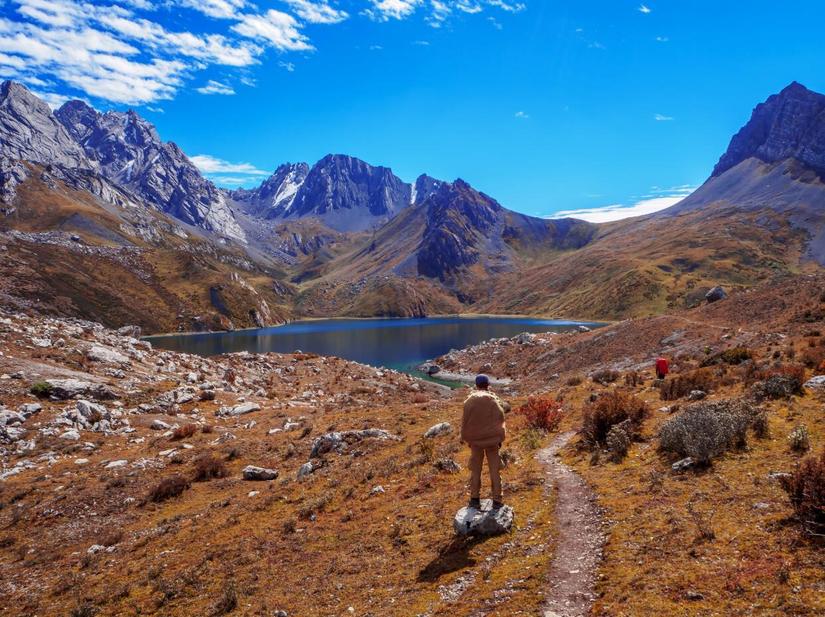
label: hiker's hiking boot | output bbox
[492,500,505,510]
[468,497,481,510]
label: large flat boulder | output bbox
[453,500,514,536]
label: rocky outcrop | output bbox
[285,154,412,232]
[0,81,94,171]
[230,162,309,218]
[712,82,825,178]
[55,100,245,242]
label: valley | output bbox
[1,76,825,617]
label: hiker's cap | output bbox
[475,374,490,387]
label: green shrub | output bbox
[30,381,53,398]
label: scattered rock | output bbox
[424,422,452,438]
[151,419,171,431]
[47,378,116,401]
[60,429,80,440]
[803,375,825,389]
[453,500,513,536]
[297,460,322,480]
[105,460,127,469]
[242,465,278,481]
[434,458,461,473]
[688,390,706,401]
[310,429,399,458]
[369,485,385,496]
[671,457,695,473]
[87,345,128,364]
[705,286,728,303]
[116,325,142,338]
[218,402,261,417]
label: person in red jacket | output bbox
[655,357,670,380]
[461,374,506,510]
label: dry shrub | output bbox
[515,396,564,432]
[658,368,718,401]
[299,492,332,520]
[582,391,647,446]
[201,424,214,434]
[779,448,825,534]
[565,375,583,387]
[192,454,228,482]
[800,345,825,369]
[658,398,760,465]
[789,425,811,453]
[624,371,643,387]
[99,529,123,547]
[605,420,632,462]
[591,369,619,385]
[148,475,190,502]
[701,347,752,367]
[171,424,198,441]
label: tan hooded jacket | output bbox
[461,390,506,448]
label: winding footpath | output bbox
[537,431,605,617]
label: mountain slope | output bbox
[55,99,245,242]
[665,81,825,263]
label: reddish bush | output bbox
[658,368,718,401]
[192,454,228,482]
[171,424,198,440]
[583,391,647,445]
[148,475,190,502]
[780,448,825,534]
[516,396,564,432]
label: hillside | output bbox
[1,274,823,615]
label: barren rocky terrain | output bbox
[1,273,824,616]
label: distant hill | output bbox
[1,79,825,329]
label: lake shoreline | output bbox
[144,313,608,340]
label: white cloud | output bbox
[655,35,669,42]
[548,186,696,223]
[279,61,296,72]
[0,0,316,105]
[190,154,268,175]
[232,10,313,52]
[365,0,423,22]
[283,0,348,25]
[654,113,673,121]
[638,4,651,14]
[196,79,235,95]
[32,89,72,109]
[514,110,529,119]
[425,0,524,27]
[177,0,247,20]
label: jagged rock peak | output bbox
[712,81,825,177]
[0,80,94,170]
[54,97,245,242]
[230,162,310,219]
[286,153,412,231]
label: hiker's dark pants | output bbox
[468,445,502,501]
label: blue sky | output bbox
[1,1,824,221]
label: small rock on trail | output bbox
[537,431,604,617]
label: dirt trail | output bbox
[537,431,604,617]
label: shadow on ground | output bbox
[417,536,490,582]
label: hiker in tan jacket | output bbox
[461,374,506,510]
